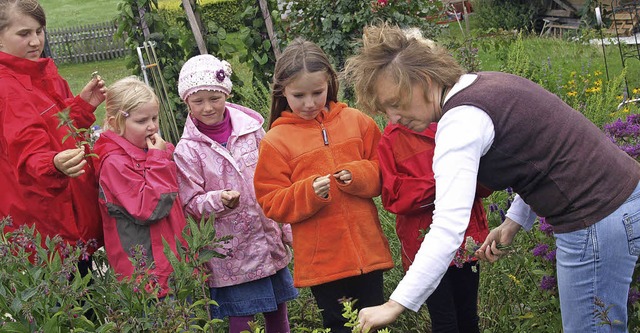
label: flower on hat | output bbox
[216,69,226,83]
[178,54,234,101]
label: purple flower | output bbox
[539,275,557,291]
[216,69,226,82]
[539,217,553,236]
[544,249,556,262]
[603,115,640,159]
[532,243,549,257]
[629,287,640,305]
[489,203,498,213]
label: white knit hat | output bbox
[178,54,233,101]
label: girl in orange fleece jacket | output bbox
[253,38,394,333]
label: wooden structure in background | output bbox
[46,21,126,64]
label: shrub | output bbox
[158,0,242,33]
[472,0,549,32]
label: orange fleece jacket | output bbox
[254,101,394,287]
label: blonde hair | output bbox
[269,38,338,128]
[104,76,158,135]
[342,23,465,115]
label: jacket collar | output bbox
[271,101,347,128]
[181,103,264,144]
[384,122,437,139]
[95,130,149,161]
[0,51,58,89]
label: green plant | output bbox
[0,214,229,332]
[472,0,548,32]
[284,0,442,102]
[56,109,99,155]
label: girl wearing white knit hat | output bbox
[174,54,297,333]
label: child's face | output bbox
[186,90,227,125]
[0,10,44,61]
[122,101,160,149]
[375,76,440,132]
[283,71,328,120]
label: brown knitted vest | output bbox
[442,72,640,233]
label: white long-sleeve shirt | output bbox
[389,74,536,311]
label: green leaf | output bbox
[0,322,28,333]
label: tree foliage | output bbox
[283,0,443,71]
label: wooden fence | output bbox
[46,21,127,64]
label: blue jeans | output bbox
[555,182,640,333]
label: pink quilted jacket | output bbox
[174,103,293,288]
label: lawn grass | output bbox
[445,15,640,90]
[40,0,121,29]
[57,57,133,123]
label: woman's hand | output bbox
[357,300,405,332]
[475,217,521,262]
[54,147,87,177]
[146,133,166,151]
[313,174,330,198]
[333,169,352,185]
[221,190,240,209]
[79,75,106,108]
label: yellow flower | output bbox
[624,107,630,113]
[570,71,577,77]
[568,80,575,86]
[508,274,521,285]
[617,95,624,100]
[592,86,601,93]
[594,70,602,76]
[633,88,640,95]
[594,79,602,86]
[567,91,578,97]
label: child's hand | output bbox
[221,190,240,209]
[146,133,167,150]
[333,170,352,185]
[54,147,87,178]
[79,74,106,108]
[313,174,331,198]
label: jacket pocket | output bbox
[242,150,258,168]
[623,210,640,256]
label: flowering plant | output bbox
[0,215,227,332]
[56,109,99,158]
[603,113,640,159]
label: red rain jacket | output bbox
[0,52,102,249]
[378,123,490,271]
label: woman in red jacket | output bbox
[378,122,490,333]
[0,0,105,269]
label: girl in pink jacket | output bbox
[174,54,297,333]
[94,76,186,299]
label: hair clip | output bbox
[120,110,130,118]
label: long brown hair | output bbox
[269,38,339,128]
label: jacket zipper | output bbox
[320,123,329,145]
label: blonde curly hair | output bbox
[342,22,465,115]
